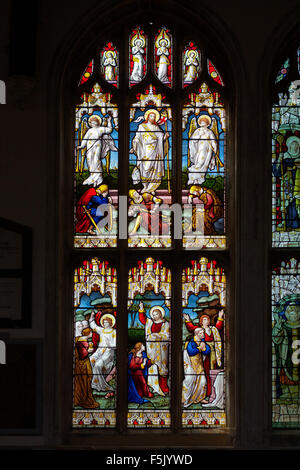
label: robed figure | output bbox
[77,114,117,187]
[182,328,211,408]
[130,109,169,194]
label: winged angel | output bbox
[187,114,219,186]
[77,113,118,187]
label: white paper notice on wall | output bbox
[0,278,22,319]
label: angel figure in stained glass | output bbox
[187,114,218,186]
[102,50,117,82]
[77,113,118,187]
[155,31,171,84]
[183,49,200,83]
[130,109,169,194]
[130,36,145,82]
[272,295,300,400]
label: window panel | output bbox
[272,258,300,428]
[207,59,224,86]
[128,85,172,248]
[78,59,94,86]
[182,41,201,88]
[100,43,119,87]
[128,258,171,428]
[272,79,300,247]
[154,27,172,87]
[73,258,117,428]
[74,84,118,248]
[182,258,226,428]
[129,27,147,87]
[182,85,226,249]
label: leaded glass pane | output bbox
[182,258,226,428]
[182,84,226,249]
[272,258,300,428]
[73,258,117,428]
[74,84,118,248]
[79,59,94,86]
[129,27,147,87]
[154,27,172,87]
[272,81,300,247]
[128,85,172,248]
[275,58,290,84]
[127,258,171,428]
[100,43,119,87]
[182,42,201,87]
[207,59,224,86]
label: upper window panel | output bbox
[272,46,300,247]
[75,26,228,250]
[182,84,226,249]
[182,42,201,87]
[74,84,118,248]
[129,27,147,87]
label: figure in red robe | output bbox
[75,184,111,234]
[128,342,154,403]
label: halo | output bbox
[144,109,160,123]
[100,313,116,328]
[286,135,300,150]
[131,33,145,48]
[149,305,165,320]
[197,114,211,127]
[187,49,197,57]
[88,114,102,126]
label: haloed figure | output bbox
[138,302,170,394]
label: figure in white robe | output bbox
[130,38,145,82]
[157,39,170,83]
[89,313,116,393]
[138,303,170,395]
[102,50,117,82]
[183,50,199,83]
[130,109,169,194]
[187,114,218,186]
[77,114,117,187]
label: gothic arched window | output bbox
[271,42,300,428]
[68,17,234,440]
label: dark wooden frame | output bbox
[0,217,32,329]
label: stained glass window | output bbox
[129,27,147,87]
[79,59,94,86]
[73,258,117,428]
[182,258,226,428]
[182,84,226,249]
[128,258,171,428]
[207,59,224,86]
[74,84,118,248]
[154,27,172,87]
[272,258,300,428]
[100,43,119,87]
[183,42,201,87]
[128,85,172,248]
[275,58,290,84]
[271,44,300,429]
[72,23,230,433]
[272,49,300,247]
